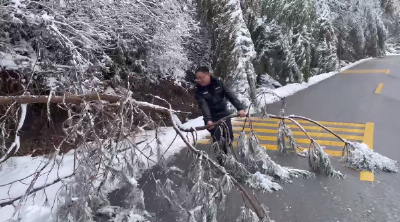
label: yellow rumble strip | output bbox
[198,118,375,181]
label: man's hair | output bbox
[195,66,210,74]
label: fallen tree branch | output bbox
[0,94,234,133]
[158,97,268,220]
[0,94,189,115]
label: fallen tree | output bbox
[0,91,397,221]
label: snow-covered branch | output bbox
[0,104,27,164]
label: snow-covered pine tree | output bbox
[291,25,313,82]
[364,8,380,57]
[376,13,388,57]
[251,0,315,84]
[314,0,339,73]
[252,19,300,85]
[198,0,258,108]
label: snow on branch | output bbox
[0,104,27,164]
[342,142,398,173]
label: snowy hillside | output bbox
[1,0,400,221]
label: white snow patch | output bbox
[104,86,116,95]
[41,12,54,22]
[0,52,34,69]
[0,52,18,68]
[167,166,184,174]
[0,152,75,221]
[46,77,59,88]
[246,171,282,193]
[253,57,374,112]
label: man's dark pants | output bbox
[205,115,234,165]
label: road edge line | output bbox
[360,122,374,182]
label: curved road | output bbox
[131,56,400,222]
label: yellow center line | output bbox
[233,127,364,141]
[232,121,365,133]
[385,70,390,75]
[360,122,374,182]
[375,83,384,94]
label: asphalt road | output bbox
[119,56,400,222]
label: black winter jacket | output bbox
[194,76,244,122]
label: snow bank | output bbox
[385,52,400,56]
[254,57,373,111]
[0,117,208,222]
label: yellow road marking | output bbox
[234,117,366,128]
[197,139,342,157]
[363,123,374,149]
[360,122,374,182]
[233,133,345,147]
[233,127,364,141]
[232,121,365,133]
[375,83,384,94]
[385,70,390,75]
[198,139,210,144]
[341,69,389,74]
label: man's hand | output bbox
[238,110,247,117]
[207,121,215,130]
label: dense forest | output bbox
[2,0,399,109]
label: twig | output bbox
[285,115,347,143]
[0,173,75,207]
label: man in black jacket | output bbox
[194,66,247,165]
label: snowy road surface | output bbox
[123,56,400,221]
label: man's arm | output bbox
[221,81,245,111]
[194,93,212,122]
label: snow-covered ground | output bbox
[0,57,379,221]
[0,117,208,222]
[385,52,400,56]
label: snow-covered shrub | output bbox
[1,0,194,94]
